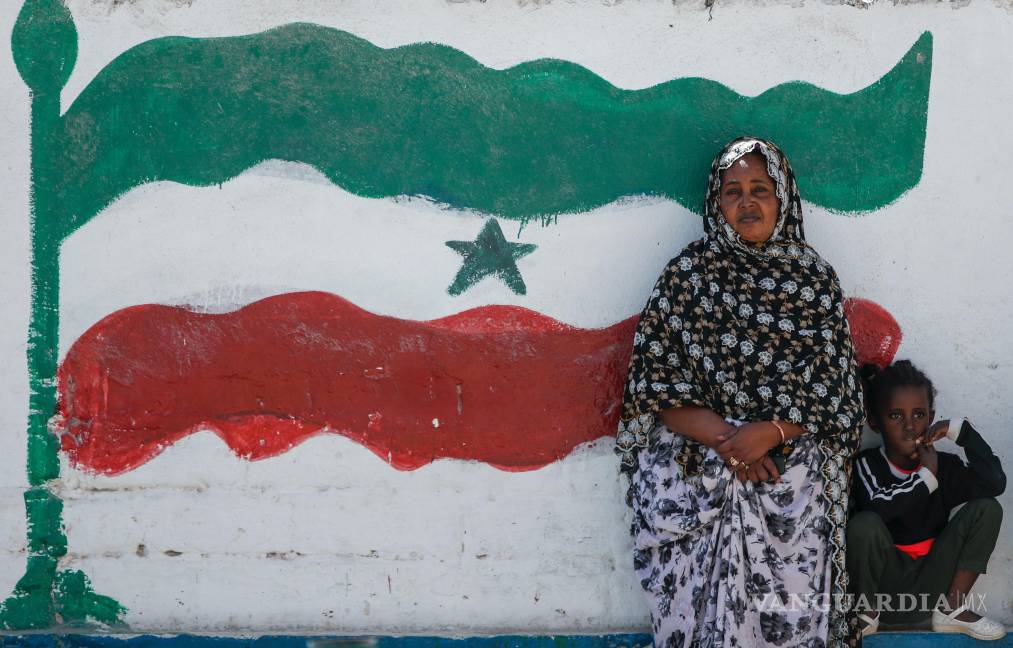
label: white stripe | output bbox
[860,454,914,500]
[866,464,921,500]
[59,162,701,358]
[867,473,922,502]
[869,477,923,502]
[856,457,878,500]
[917,465,939,493]
[858,456,923,502]
[859,457,903,501]
[947,418,966,442]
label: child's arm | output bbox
[937,419,1007,505]
[852,452,937,523]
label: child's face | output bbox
[871,385,934,456]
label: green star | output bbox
[445,219,537,296]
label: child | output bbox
[847,360,1006,640]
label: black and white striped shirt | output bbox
[850,420,1006,545]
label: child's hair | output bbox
[860,360,936,423]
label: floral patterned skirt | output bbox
[630,423,837,648]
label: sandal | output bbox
[932,602,1007,641]
[857,612,879,637]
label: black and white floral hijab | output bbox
[706,137,804,254]
[616,136,865,478]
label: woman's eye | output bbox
[914,412,925,419]
[889,413,902,420]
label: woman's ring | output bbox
[729,457,741,467]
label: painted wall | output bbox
[0,0,1010,635]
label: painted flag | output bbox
[29,13,921,631]
[52,25,925,474]
[57,169,903,476]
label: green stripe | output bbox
[50,25,931,239]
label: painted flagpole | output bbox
[4,0,125,629]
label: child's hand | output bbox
[913,441,938,475]
[924,419,949,445]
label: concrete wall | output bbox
[1,0,1011,635]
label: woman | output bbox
[616,137,865,648]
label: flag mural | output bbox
[3,0,930,633]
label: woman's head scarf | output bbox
[705,137,805,254]
[616,136,865,475]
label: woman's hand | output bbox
[715,422,780,468]
[737,456,782,484]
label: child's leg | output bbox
[915,497,1003,622]
[846,511,912,621]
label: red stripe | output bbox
[58,292,636,474]
[57,293,901,475]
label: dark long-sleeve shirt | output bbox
[851,420,1006,546]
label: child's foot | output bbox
[857,610,879,637]
[932,603,1006,640]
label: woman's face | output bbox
[718,153,780,243]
